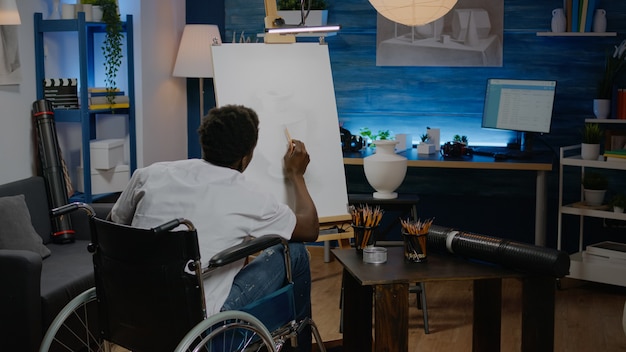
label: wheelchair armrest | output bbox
[209,235,285,268]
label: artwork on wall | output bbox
[0,25,21,85]
[375,0,503,67]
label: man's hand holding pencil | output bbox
[283,128,310,179]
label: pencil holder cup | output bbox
[402,229,428,263]
[352,225,378,256]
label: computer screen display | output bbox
[482,79,557,134]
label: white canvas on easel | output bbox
[211,43,349,220]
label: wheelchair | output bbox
[39,202,326,352]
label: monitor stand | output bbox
[506,132,533,159]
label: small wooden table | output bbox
[333,247,556,352]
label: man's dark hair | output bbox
[198,105,260,167]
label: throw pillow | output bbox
[0,194,51,258]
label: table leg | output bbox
[374,283,409,352]
[521,276,555,352]
[342,269,372,351]
[473,278,502,352]
[535,170,547,246]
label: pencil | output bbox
[284,127,295,154]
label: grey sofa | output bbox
[0,176,112,352]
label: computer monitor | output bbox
[482,78,557,152]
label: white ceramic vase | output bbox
[363,140,407,199]
[551,8,566,33]
[593,9,607,33]
[581,143,600,160]
[593,99,611,119]
[583,189,606,206]
[92,6,103,22]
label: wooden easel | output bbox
[263,0,296,43]
[316,214,354,262]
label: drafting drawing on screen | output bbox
[211,43,349,220]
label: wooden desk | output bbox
[333,247,556,352]
[344,148,553,246]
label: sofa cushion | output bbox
[0,195,51,258]
[40,240,94,328]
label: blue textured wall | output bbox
[213,1,626,247]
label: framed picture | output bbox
[605,129,626,151]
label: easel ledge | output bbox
[316,214,354,262]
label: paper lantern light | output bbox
[368,0,458,26]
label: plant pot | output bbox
[92,5,103,22]
[417,143,435,155]
[363,140,407,199]
[277,10,328,26]
[593,99,611,119]
[581,143,600,160]
[614,206,625,213]
[583,189,606,206]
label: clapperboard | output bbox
[43,78,79,109]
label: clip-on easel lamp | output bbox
[264,0,340,44]
[0,0,21,25]
[173,24,222,157]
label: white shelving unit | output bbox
[557,145,626,286]
[536,31,617,36]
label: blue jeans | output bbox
[221,242,312,351]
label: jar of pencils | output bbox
[400,218,434,263]
[352,225,378,256]
[349,204,384,256]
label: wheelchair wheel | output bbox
[39,287,107,352]
[175,310,277,352]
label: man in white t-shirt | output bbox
[110,105,319,351]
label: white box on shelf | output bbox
[76,164,129,194]
[90,138,124,169]
[395,134,412,151]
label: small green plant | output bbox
[278,0,328,10]
[582,123,603,144]
[420,133,430,143]
[97,0,123,106]
[452,135,468,144]
[377,129,391,140]
[359,128,392,141]
[609,194,626,208]
[582,172,608,190]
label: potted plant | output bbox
[277,0,328,26]
[359,128,392,147]
[97,0,123,106]
[609,194,626,213]
[594,39,626,118]
[582,171,608,206]
[453,134,468,145]
[417,133,435,154]
[581,123,603,160]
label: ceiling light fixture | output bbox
[368,0,458,26]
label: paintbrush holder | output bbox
[352,225,378,256]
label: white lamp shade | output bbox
[368,0,458,26]
[173,24,222,78]
[0,0,20,25]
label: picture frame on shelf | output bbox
[605,130,626,151]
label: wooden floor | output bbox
[308,247,626,352]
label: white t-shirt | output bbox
[110,159,296,315]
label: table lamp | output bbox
[0,0,20,25]
[173,24,222,157]
[368,0,457,26]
